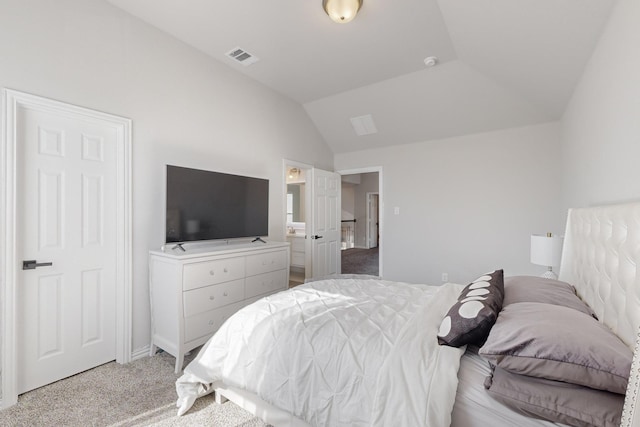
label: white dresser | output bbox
[149,241,290,373]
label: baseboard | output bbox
[131,345,151,361]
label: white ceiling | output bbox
[106,0,616,153]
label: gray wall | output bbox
[0,0,333,355]
[342,183,356,221]
[335,122,563,285]
[333,0,640,288]
[4,0,638,360]
[561,0,640,211]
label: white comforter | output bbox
[176,278,466,426]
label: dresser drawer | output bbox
[183,257,245,291]
[183,279,245,316]
[246,269,287,298]
[246,250,288,276]
[184,299,251,343]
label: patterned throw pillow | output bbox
[437,269,504,347]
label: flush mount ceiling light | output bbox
[288,168,300,179]
[323,0,363,24]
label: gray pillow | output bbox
[479,302,632,394]
[485,366,624,427]
[504,276,596,318]
[437,269,504,347]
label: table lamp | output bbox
[530,232,563,279]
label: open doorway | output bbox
[283,161,342,286]
[339,170,381,276]
[284,162,310,287]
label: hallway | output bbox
[341,247,379,276]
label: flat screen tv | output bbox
[165,165,269,243]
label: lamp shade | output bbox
[323,0,363,23]
[530,234,563,267]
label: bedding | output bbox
[479,302,632,394]
[503,276,596,318]
[171,202,640,427]
[304,273,381,282]
[452,348,568,427]
[176,277,467,426]
[484,366,625,427]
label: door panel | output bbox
[36,273,64,358]
[81,269,103,345]
[38,170,64,249]
[82,174,104,247]
[311,169,341,278]
[17,106,117,394]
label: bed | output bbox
[175,202,640,427]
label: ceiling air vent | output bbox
[350,114,378,136]
[226,47,259,66]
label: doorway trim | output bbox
[0,89,132,408]
[366,192,379,249]
[282,160,313,280]
[336,166,383,277]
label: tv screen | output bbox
[165,165,269,243]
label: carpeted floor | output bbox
[0,351,268,427]
[341,247,379,275]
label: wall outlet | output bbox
[441,273,448,282]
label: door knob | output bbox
[22,260,53,270]
[311,235,324,240]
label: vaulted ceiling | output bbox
[106,0,616,153]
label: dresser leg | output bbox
[175,353,184,374]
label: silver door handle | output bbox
[22,260,53,270]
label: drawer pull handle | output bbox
[210,270,215,276]
[223,292,228,297]
[209,296,215,300]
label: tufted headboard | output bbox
[557,202,640,427]
[558,202,640,348]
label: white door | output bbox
[310,168,341,278]
[367,193,379,248]
[16,104,118,393]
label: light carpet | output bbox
[0,351,269,427]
